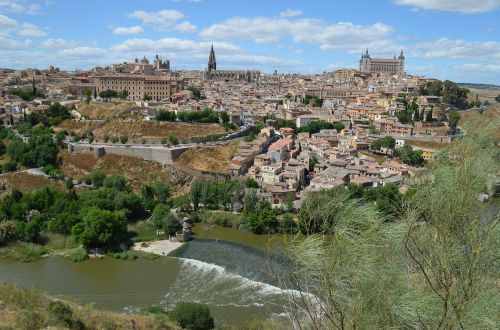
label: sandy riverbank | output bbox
[131,240,184,256]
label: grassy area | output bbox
[59,150,193,193]
[53,120,102,136]
[0,242,49,262]
[460,106,500,141]
[175,141,239,174]
[76,101,141,120]
[0,172,66,197]
[0,284,178,329]
[93,121,225,141]
[129,220,168,242]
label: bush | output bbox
[109,251,138,261]
[169,302,214,330]
[0,220,18,245]
[68,247,88,262]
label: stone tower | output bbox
[208,44,216,71]
[398,49,405,73]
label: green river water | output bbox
[0,227,292,327]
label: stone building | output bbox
[95,75,185,101]
[205,45,260,82]
[359,49,405,74]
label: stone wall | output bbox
[68,143,189,165]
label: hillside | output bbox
[59,151,193,193]
[175,141,239,174]
[0,284,178,329]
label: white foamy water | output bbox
[163,258,298,309]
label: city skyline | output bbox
[0,0,499,84]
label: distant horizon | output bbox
[0,0,499,84]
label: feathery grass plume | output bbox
[404,116,499,329]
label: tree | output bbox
[169,302,214,330]
[173,194,191,212]
[82,87,92,104]
[103,175,128,191]
[244,177,259,188]
[370,136,396,151]
[99,89,117,100]
[155,110,176,122]
[143,92,152,101]
[151,182,171,204]
[117,90,129,100]
[398,144,424,166]
[152,203,170,229]
[89,170,106,188]
[71,208,127,248]
[495,94,500,103]
[448,110,460,132]
[243,188,258,214]
[246,200,278,234]
[219,111,230,124]
[119,135,128,144]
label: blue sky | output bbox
[0,0,499,84]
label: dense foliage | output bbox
[370,136,395,150]
[169,302,214,330]
[11,88,45,101]
[419,80,470,109]
[398,144,425,166]
[275,118,344,134]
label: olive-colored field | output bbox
[175,141,239,174]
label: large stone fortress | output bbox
[205,45,260,82]
[359,49,405,74]
[94,55,184,101]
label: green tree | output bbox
[169,302,214,330]
[82,87,92,104]
[72,208,127,248]
[117,90,129,100]
[143,92,152,101]
[152,203,170,229]
[119,135,128,144]
[99,89,117,100]
[448,110,460,132]
[246,200,278,234]
[398,144,424,166]
[495,94,500,103]
[244,177,259,188]
[89,170,106,188]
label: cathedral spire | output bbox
[208,44,216,71]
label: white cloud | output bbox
[128,9,184,32]
[175,21,196,32]
[19,22,47,37]
[412,38,500,62]
[0,35,26,50]
[0,0,40,14]
[279,9,303,17]
[40,38,85,49]
[200,16,395,52]
[0,14,17,35]
[112,25,144,35]
[393,0,500,13]
[58,46,106,57]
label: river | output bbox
[0,227,293,327]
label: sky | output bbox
[0,0,499,84]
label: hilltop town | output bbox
[1,47,496,210]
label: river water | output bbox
[0,231,294,326]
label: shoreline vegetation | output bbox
[0,283,180,329]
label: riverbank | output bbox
[0,284,178,329]
[131,239,184,256]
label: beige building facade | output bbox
[359,49,405,74]
[95,75,186,101]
